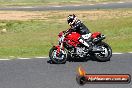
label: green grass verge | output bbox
[86,17,132,52]
[0,11,131,58]
[0,0,124,6]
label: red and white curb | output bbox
[0,52,131,61]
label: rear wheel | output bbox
[94,42,112,62]
[49,46,67,64]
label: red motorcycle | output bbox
[49,29,112,64]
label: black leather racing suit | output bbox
[70,20,91,35]
[70,20,92,48]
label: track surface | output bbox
[0,53,132,88]
[0,1,132,88]
[0,1,132,11]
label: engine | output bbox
[76,47,88,57]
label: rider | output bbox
[67,14,92,49]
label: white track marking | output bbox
[73,5,81,6]
[18,58,31,60]
[18,57,48,59]
[112,53,123,54]
[0,52,132,61]
[22,6,34,8]
[35,57,48,59]
[89,4,95,5]
[52,6,62,7]
[0,59,10,61]
[14,6,34,8]
[102,3,108,5]
[117,2,125,3]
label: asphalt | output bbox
[0,1,132,88]
[0,1,132,11]
[0,53,132,88]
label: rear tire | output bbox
[94,42,112,62]
[49,46,67,64]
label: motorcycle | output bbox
[49,29,112,64]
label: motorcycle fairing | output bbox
[54,45,61,55]
[65,32,81,47]
[91,32,101,38]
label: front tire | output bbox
[94,42,112,62]
[49,46,67,64]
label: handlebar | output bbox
[63,28,72,36]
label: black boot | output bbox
[79,37,93,51]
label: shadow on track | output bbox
[47,56,99,64]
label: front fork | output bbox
[56,42,64,57]
[57,34,65,55]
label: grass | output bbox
[0,9,131,58]
[0,0,127,6]
[86,17,132,52]
[0,20,65,58]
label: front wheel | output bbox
[94,42,112,62]
[49,46,67,64]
